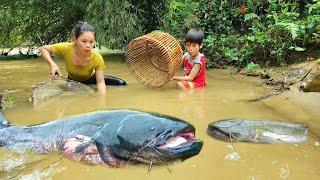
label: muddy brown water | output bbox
[0,58,319,179]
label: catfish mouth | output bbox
[157,128,196,149]
[156,127,203,157]
[207,125,237,142]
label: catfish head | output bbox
[63,112,203,167]
[94,113,203,165]
[207,119,250,142]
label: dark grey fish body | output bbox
[208,119,308,144]
[0,110,202,166]
[0,110,134,153]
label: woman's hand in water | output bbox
[50,64,62,78]
[39,44,61,78]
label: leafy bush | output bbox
[1,0,319,65]
[162,0,200,40]
[86,0,142,49]
[197,0,320,67]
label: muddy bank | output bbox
[260,88,320,135]
[242,59,320,135]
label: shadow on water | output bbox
[0,58,320,179]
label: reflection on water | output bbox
[0,58,319,179]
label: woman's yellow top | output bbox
[52,42,105,81]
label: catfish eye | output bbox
[150,127,155,131]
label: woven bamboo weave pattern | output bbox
[126,32,183,88]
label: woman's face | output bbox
[75,32,95,52]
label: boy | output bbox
[171,28,206,91]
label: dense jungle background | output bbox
[1,0,320,67]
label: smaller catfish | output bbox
[207,119,308,144]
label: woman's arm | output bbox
[39,45,62,78]
[95,70,106,95]
[171,64,201,81]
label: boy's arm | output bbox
[171,64,201,81]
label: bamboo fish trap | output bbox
[125,32,183,88]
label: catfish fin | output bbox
[255,135,280,144]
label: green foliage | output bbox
[203,34,255,66]
[197,0,320,67]
[162,0,200,40]
[130,0,169,33]
[0,0,168,49]
[260,68,269,77]
[0,0,89,47]
[2,95,14,109]
[246,61,259,73]
[85,0,142,49]
[205,58,214,69]
[0,7,19,47]
[245,61,269,78]
[305,0,320,44]
[1,0,319,67]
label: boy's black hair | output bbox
[185,28,204,45]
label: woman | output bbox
[39,22,107,95]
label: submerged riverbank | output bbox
[0,46,124,61]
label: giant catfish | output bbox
[0,109,203,167]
